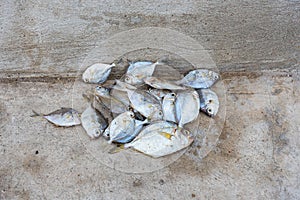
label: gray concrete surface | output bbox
[0,0,299,199]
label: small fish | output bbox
[107,111,148,144]
[176,69,219,89]
[125,124,194,158]
[31,108,81,127]
[147,88,169,102]
[144,77,187,90]
[124,61,162,85]
[94,86,128,113]
[162,93,177,123]
[82,63,115,84]
[175,90,200,127]
[81,104,108,139]
[127,89,163,121]
[197,89,219,117]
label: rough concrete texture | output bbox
[0,0,299,199]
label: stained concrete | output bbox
[0,1,299,199]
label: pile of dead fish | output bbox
[32,60,220,158]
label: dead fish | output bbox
[94,86,128,113]
[162,93,177,123]
[81,104,108,139]
[175,90,200,127]
[124,61,162,85]
[107,111,148,144]
[82,63,115,84]
[127,89,163,121]
[31,108,81,127]
[176,69,219,89]
[125,124,194,158]
[147,88,169,102]
[197,89,219,117]
[144,77,187,90]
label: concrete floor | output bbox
[0,1,299,199]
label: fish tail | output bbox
[30,110,42,117]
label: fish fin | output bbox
[108,144,125,154]
[159,132,173,140]
[111,63,116,67]
[30,110,42,117]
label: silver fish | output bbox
[82,63,115,84]
[125,124,194,158]
[175,90,200,127]
[107,111,148,144]
[176,69,219,89]
[94,86,128,113]
[81,104,108,139]
[124,61,162,85]
[162,93,177,123]
[197,89,219,117]
[144,77,187,90]
[127,89,163,121]
[31,108,81,127]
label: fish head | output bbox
[95,86,110,97]
[103,128,110,139]
[150,110,164,121]
[182,129,194,143]
[164,92,177,101]
[127,111,135,118]
[124,74,142,85]
[175,129,194,145]
[203,102,219,117]
[93,129,103,138]
[209,71,219,82]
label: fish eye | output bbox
[207,108,212,113]
[125,76,130,82]
[130,113,135,118]
[158,111,163,115]
[208,99,213,103]
[214,75,219,79]
[184,130,190,135]
[171,93,175,97]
